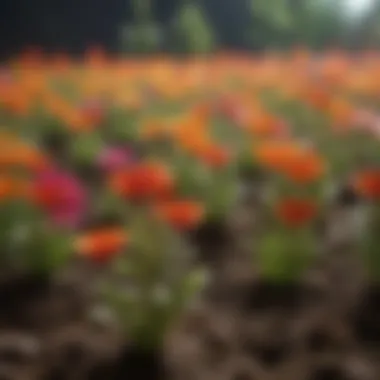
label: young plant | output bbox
[97,159,208,355]
[0,137,76,278]
[257,195,319,283]
[253,139,326,283]
[175,144,239,224]
[100,209,207,350]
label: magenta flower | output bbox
[97,147,135,173]
[33,169,87,228]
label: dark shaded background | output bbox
[0,0,378,60]
[0,0,135,58]
[0,0,252,59]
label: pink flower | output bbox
[33,169,86,228]
[97,147,135,172]
[351,108,380,139]
[352,108,377,130]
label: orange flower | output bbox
[0,143,48,172]
[44,93,71,117]
[75,228,129,262]
[63,107,93,132]
[0,176,31,202]
[189,103,211,130]
[197,143,231,168]
[283,150,325,184]
[153,200,204,230]
[248,111,283,137]
[255,141,325,184]
[328,98,354,128]
[305,86,331,111]
[275,198,317,227]
[175,125,211,155]
[352,169,380,200]
[110,161,175,201]
[2,87,31,116]
[255,141,300,170]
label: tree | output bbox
[248,0,353,50]
[291,0,349,49]
[120,0,162,54]
[249,0,294,49]
[352,0,380,48]
[168,0,216,54]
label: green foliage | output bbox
[248,0,354,49]
[120,0,162,54]
[352,0,380,47]
[69,132,104,165]
[101,211,207,348]
[257,227,316,282]
[250,0,293,31]
[361,204,380,281]
[120,22,162,54]
[0,199,72,275]
[169,0,216,54]
[204,164,239,220]
[117,0,380,53]
[248,0,294,49]
[291,0,349,48]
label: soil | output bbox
[0,189,378,380]
[190,218,232,265]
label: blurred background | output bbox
[2,2,380,380]
[0,0,379,59]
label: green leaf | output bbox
[170,1,216,54]
[257,228,315,282]
[69,132,104,164]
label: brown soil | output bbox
[0,184,378,380]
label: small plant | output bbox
[253,139,326,284]
[94,159,208,350]
[120,0,162,54]
[0,136,77,278]
[100,211,207,350]
[257,196,318,282]
[77,159,208,376]
[169,0,216,55]
[171,113,240,223]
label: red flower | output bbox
[153,200,204,230]
[353,169,380,200]
[75,228,129,263]
[110,161,175,201]
[275,198,317,227]
[197,144,231,168]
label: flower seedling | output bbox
[257,196,318,283]
[98,209,207,350]
[253,139,327,284]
